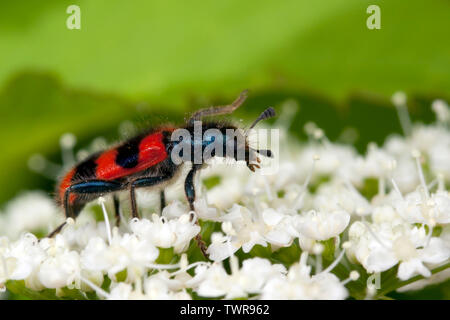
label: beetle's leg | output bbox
[184,165,208,258]
[47,187,77,238]
[184,165,200,211]
[113,194,121,227]
[160,190,166,215]
[47,221,67,238]
[47,188,74,238]
[129,175,173,219]
[46,180,123,238]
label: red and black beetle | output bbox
[49,91,275,255]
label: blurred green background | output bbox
[0,0,449,206]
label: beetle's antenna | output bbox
[245,107,276,137]
[248,107,276,130]
[255,149,273,158]
[245,107,276,159]
[189,90,249,125]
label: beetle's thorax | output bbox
[167,121,251,165]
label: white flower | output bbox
[130,214,200,253]
[212,205,267,259]
[297,233,316,252]
[130,217,175,248]
[206,232,240,262]
[384,135,410,157]
[348,222,450,280]
[394,190,450,225]
[396,236,449,280]
[270,183,312,213]
[355,144,395,179]
[238,258,286,293]
[429,143,450,180]
[298,144,358,181]
[441,224,450,248]
[0,192,59,239]
[143,276,192,300]
[195,256,285,299]
[207,205,296,261]
[261,253,348,300]
[195,263,239,298]
[432,99,450,123]
[108,278,191,300]
[1,102,449,300]
[314,183,372,216]
[261,208,296,247]
[245,162,300,197]
[192,198,222,221]
[371,205,403,226]
[38,250,80,289]
[293,209,350,241]
[201,163,249,209]
[61,221,107,250]
[207,177,246,209]
[398,268,450,292]
[392,91,407,106]
[393,191,426,224]
[391,157,420,193]
[81,231,159,280]
[161,200,189,219]
[430,191,450,224]
[410,126,449,157]
[0,234,46,283]
[108,282,135,299]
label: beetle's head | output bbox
[187,90,275,171]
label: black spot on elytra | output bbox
[115,136,141,168]
[73,156,98,181]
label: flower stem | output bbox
[376,262,450,298]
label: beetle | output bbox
[48,90,275,256]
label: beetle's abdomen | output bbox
[57,131,169,205]
[95,132,168,180]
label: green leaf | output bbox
[331,255,370,300]
[0,72,134,205]
[186,240,207,264]
[309,175,331,194]
[114,269,128,282]
[186,220,221,264]
[1,0,449,101]
[377,262,450,298]
[198,220,221,245]
[202,176,222,190]
[156,247,175,265]
[320,238,336,262]
[58,287,89,300]
[6,280,60,300]
[271,240,301,267]
[248,244,272,259]
[6,280,88,300]
[276,190,286,198]
[388,278,450,300]
[101,275,112,292]
[359,177,379,200]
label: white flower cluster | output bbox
[0,211,200,296]
[0,97,449,299]
[0,192,59,239]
